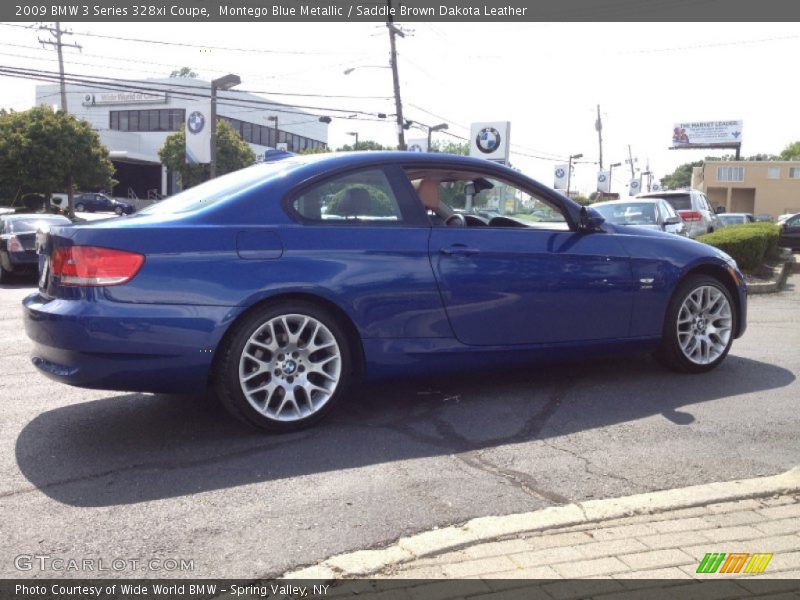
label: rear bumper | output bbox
[23,292,243,393]
[1,250,36,271]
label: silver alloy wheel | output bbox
[676,285,733,365]
[238,313,341,422]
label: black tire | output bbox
[656,274,736,373]
[0,263,10,284]
[75,203,85,212]
[114,206,123,215]
[213,300,354,432]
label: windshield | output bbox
[139,159,306,215]
[592,202,658,226]
[720,215,746,225]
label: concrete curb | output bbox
[747,253,795,295]
[283,466,800,579]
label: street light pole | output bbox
[346,131,359,148]
[609,162,622,193]
[210,73,241,179]
[426,122,448,150]
[267,115,279,148]
[567,153,583,197]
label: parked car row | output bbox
[0,214,72,283]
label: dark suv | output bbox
[74,193,134,215]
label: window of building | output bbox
[768,166,781,179]
[717,166,744,182]
[110,109,186,132]
[789,167,800,179]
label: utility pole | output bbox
[627,144,636,178]
[39,22,81,112]
[386,0,406,150]
[595,105,603,171]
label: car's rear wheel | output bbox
[114,206,123,215]
[657,275,735,373]
[214,301,352,432]
[75,203,85,212]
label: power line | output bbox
[0,22,366,57]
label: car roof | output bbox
[638,190,693,197]
[721,212,753,217]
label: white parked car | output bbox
[591,198,686,236]
[637,190,721,238]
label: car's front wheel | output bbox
[657,275,736,373]
[75,203,85,212]
[114,206,123,215]
[214,301,353,432]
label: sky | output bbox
[1,21,800,194]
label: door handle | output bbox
[440,245,480,256]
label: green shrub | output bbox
[698,223,781,272]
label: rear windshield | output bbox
[7,216,71,232]
[138,159,306,215]
[647,194,691,211]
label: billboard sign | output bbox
[469,121,510,163]
[185,102,210,164]
[671,120,743,148]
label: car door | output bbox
[416,170,635,346]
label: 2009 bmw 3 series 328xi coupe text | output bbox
[23,152,747,432]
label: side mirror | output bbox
[715,206,726,214]
[664,215,681,225]
[579,206,605,231]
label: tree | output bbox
[158,119,256,189]
[660,160,703,190]
[779,141,800,161]
[430,141,469,156]
[336,140,391,152]
[298,146,331,155]
[0,106,115,213]
[169,67,198,78]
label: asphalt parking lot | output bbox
[1,274,799,579]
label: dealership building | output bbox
[36,78,329,199]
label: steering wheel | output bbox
[445,213,467,227]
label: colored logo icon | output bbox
[476,127,501,154]
[187,111,205,134]
[697,553,773,575]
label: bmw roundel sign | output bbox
[408,144,424,152]
[469,121,511,162]
[598,173,607,182]
[187,111,205,135]
[476,127,501,154]
[555,168,566,179]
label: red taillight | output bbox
[51,246,144,286]
[7,235,23,252]
[678,210,703,222]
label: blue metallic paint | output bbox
[22,152,747,394]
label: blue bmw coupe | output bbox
[23,152,746,431]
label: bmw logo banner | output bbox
[629,178,641,197]
[597,170,610,193]
[554,164,569,190]
[469,121,511,163]
[406,138,428,152]
[185,102,211,164]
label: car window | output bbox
[291,168,404,225]
[648,194,691,211]
[404,168,568,230]
[8,216,71,232]
[786,216,800,229]
[592,202,658,226]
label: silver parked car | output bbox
[638,190,721,238]
[590,198,686,236]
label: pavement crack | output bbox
[455,450,569,504]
